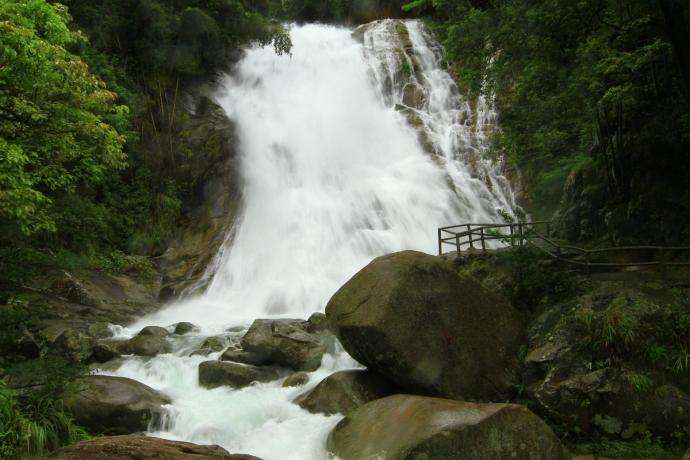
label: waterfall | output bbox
[133,20,516,329]
[104,21,517,459]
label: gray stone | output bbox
[241,319,326,371]
[326,251,524,401]
[294,370,395,415]
[173,322,199,335]
[64,375,171,434]
[282,372,310,388]
[198,361,284,389]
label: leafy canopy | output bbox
[0,0,127,235]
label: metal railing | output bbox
[438,221,690,270]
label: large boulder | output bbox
[121,329,171,357]
[63,375,171,434]
[327,395,570,460]
[241,319,326,371]
[198,360,284,389]
[49,435,261,459]
[173,322,199,335]
[294,370,396,415]
[326,251,524,401]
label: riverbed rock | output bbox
[221,348,264,365]
[174,322,199,335]
[63,375,171,434]
[326,251,524,401]
[201,336,227,352]
[122,332,171,357]
[138,325,170,337]
[48,434,261,459]
[91,341,122,363]
[241,319,326,371]
[198,360,284,389]
[283,372,310,388]
[294,370,396,415]
[327,395,570,460]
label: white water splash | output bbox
[104,21,517,459]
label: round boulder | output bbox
[241,319,326,371]
[327,395,570,460]
[283,372,310,388]
[326,251,524,401]
[173,322,199,335]
[198,360,284,389]
[294,370,396,415]
[63,375,171,434]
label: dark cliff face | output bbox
[155,95,243,301]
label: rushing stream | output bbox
[102,21,517,459]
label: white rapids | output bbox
[102,20,517,459]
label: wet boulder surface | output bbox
[198,360,285,389]
[327,394,571,460]
[294,369,397,415]
[240,318,327,371]
[326,250,525,401]
[63,375,171,434]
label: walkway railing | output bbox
[438,221,690,270]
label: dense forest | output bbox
[1,0,689,457]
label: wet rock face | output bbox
[326,250,524,401]
[282,372,310,388]
[107,327,171,357]
[63,375,171,435]
[48,434,262,459]
[174,322,198,335]
[157,97,242,301]
[294,370,396,416]
[240,319,327,372]
[327,395,571,460]
[198,360,284,389]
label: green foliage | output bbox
[0,0,127,235]
[0,381,89,458]
[571,433,674,458]
[0,301,90,457]
[500,247,574,312]
[576,288,690,377]
[421,0,690,243]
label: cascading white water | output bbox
[103,21,517,459]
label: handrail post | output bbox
[438,228,442,256]
[467,224,474,249]
[519,223,524,246]
[456,234,461,254]
[509,224,514,247]
[480,227,486,252]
